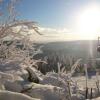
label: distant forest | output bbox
[33,40,100,74]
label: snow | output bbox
[0,90,40,100]
[23,83,67,100]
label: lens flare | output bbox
[76,4,100,39]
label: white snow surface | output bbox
[0,90,40,100]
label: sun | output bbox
[76,4,100,39]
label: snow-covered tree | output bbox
[0,0,42,65]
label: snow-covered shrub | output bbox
[40,75,68,90]
[0,0,42,67]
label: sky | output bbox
[3,0,100,41]
[18,0,89,28]
[17,0,100,27]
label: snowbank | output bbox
[23,83,67,100]
[0,90,40,100]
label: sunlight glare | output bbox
[77,4,100,39]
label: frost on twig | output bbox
[70,58,82,77]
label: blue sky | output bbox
[3,0,100,28]
[17,0,94,28]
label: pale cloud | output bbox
[30,27,75,42]
[12,25,94,43]
[37,27,97,42]
[7,22,96,43]
[39,27,70,34]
